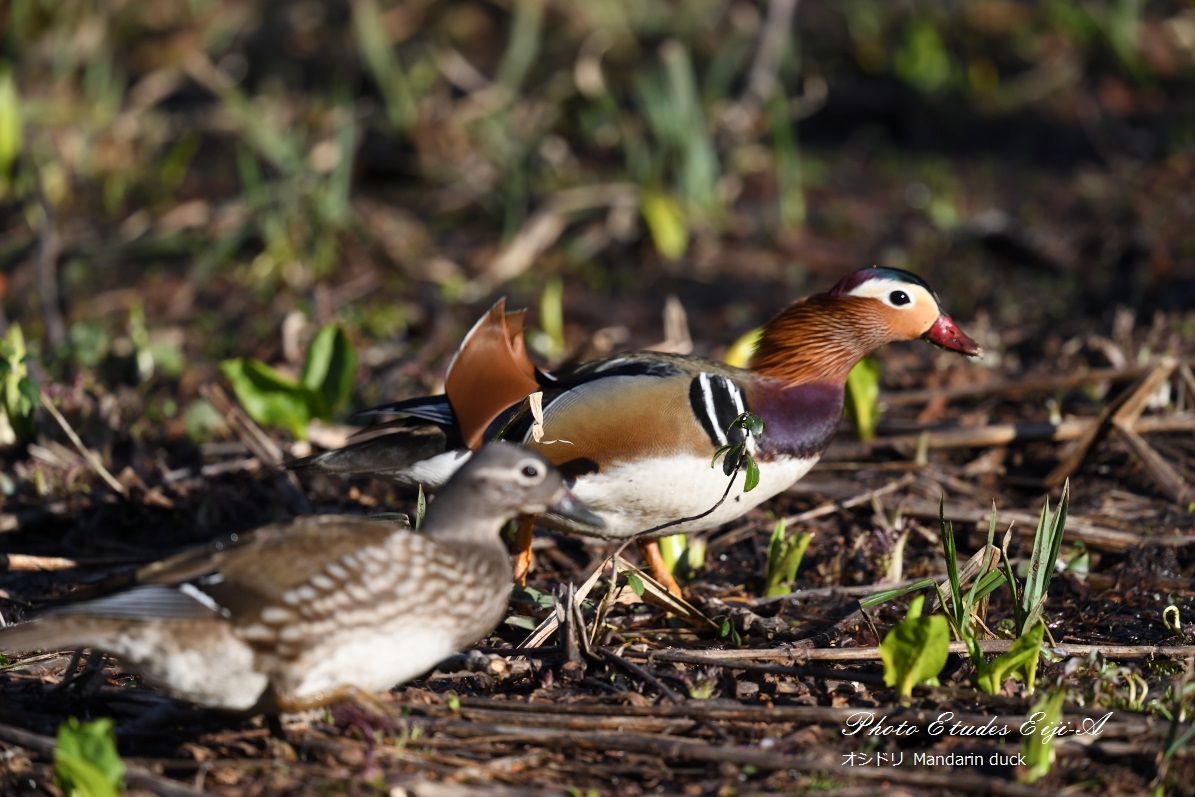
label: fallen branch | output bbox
[826,413,1194,459]
[40,392,126,497]
[624,641,1195,665]
[884,365,1156,407]
[200,383,310,515]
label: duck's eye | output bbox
[889,290,911,307]
[520,462,542,479]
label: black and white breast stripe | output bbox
[688,373,753,449]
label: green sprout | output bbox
[879,594,949,701]
[0,323,39,446]
[763,519,812,598]
[54,717,125,797]
[221,322,356,439]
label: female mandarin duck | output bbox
[291,266,982,595]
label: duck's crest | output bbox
[445,300,541,450]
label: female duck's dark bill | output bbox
[924,314,983,357]
[549,491,605,532]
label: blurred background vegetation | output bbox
[1,0,1193,454]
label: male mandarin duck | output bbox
[0,445,600,713]
[290,266,982,596]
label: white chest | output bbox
[566,454,815,540]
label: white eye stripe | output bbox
[846,279,929,310]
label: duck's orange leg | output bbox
[512,513,536,586]
[637,539,683,598]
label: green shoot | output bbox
[1163,605,1183,637]
[536,276,567,361]
[977,621,1045,694]
[1006,480,1070,635]
[936,496,1003,642]
[350,0,417,130]
[879,594,950,700]
[937,497,1049,694]
[0,67,22,197]
[1020,689,1066,784]
[54,717,124,797]
[860,577,939,609]
[767,91,804,229]
[657,533,706,581]
[0,322,38,445]
[640,188,689,261]
[221,323,356,439]
[718,617,742,648]
[300,324,357,420]
[844,356,881,442]
[763,519,812,598]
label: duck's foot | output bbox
[638,540,683,598]
[511,513,537,585]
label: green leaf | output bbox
[503,614,540,631]
[860,578,938,609]
[845,356,881,442]
[509,584,556,611]
[743,456,760,492]
[0,323,36,442]
[763,527,813,598]
[657,533,686,576]
[0,68,22,179]
[220,358,313,439]
[539,277,566,359]
[351,0,417,129]
[880,610,949,699]
[718,618,742,647]
[710,444,732,468]
[743,413,765,438]
[641,189,689,260]
[54,717,124,797]
[894,20,953,94]
[1019,689,1065,784]
[300,324,356,419]
[17,376,38,407]
[1021,482,1070,632]
[979,621,1045,694]
[625,571,645,597]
